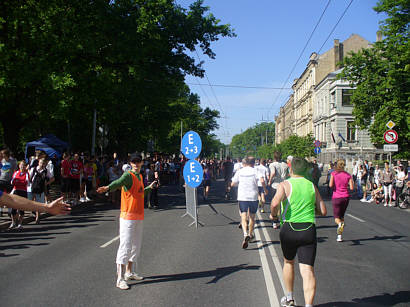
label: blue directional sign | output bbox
[183,159,203,188]
[314,147,321,154]
[181,131,202,160]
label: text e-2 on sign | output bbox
[183,160,203,188]
[181,131,202,160]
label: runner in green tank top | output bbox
[269,157,326,307]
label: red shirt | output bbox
[70,160,83,179]
[11,170,30,191]
[61,159,71,178]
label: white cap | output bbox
[287,155,293,162]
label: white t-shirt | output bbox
[255,164,269,187]
[232,167,260,201]
[269,161,288,188]
[233,162,242,174]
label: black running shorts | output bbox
[279,222,317,266]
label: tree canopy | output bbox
[339,0,409,158]
[0,0,235,157]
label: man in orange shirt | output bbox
[97,156,155,290]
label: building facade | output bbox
[275,34,384,163]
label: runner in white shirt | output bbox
[255,159,269,213]
[231,157,267,249]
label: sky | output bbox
[176,0,387,144]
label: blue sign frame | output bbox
[183,160,203,188]
[181,131,202,160]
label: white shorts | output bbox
[116,218,143,265]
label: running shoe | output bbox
[249,233,255,242]
[15,224,23,230]
[260,208,265,213]
[242,235,250,249]
[85,197,91,202]
[280,295,295,307]
[383,202,388,207]
[116,279,129,290]
[337,234,343,242]
[272,220,280,229]
[125,272,144,281]
[79,197,86,203]
[360,198,367,202]
[8,223,16,230]
[337,222,344,235]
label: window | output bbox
[330,92,336,108]
[347,121,356,141]
[342,89,353,106]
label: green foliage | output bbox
[0,0,234,157]
[339,0,410,158]
[276,134,315,159]
[229,122,275,158]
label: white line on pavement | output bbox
[346,213,365,223]
[254,218,280,307]
[100,235,120,248]
[257,211,287,295]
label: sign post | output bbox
[181,131,203,228]
[383,121,398,166]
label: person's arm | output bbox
[314,185,327,216]
[269,182,286,219]
[0,193,70,215]
[268,166,275,186]
[348,177,354,191]
[231,171,239,187]
[96,171,132,193]
[329,173,335,188]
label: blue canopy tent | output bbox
[25,134,68,160]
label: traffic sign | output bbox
[181,131,202,160]
[183,159,203,188]
[314,147,321,154]
[314,140,321,147]
[386,121,395,129]
[384,144,398,152]
[383,130,398,144]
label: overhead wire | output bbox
[266,0,332,115]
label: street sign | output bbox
[384,144,398,152]
[386,120,395,129]
[183,159,203,188]
[181,131,202,160]
[314,147,321,154]
[383,130,398,144]
[314,140,321,147]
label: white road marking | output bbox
[254,218,280,307]
[100,235,120,248]
[346,213,365,223]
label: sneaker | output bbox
[272,220,280,229]
[242,235,250,249]
[116,279,129,290]
[85,197,91,202]
[125,272,144,281]
[337,234,343,242]
[360,198,367,202]
[249,233,255,242]
[337,222,344,235]
[280,295,295,307]
[8,223,16,230]
[366,198,373,203]
[383,202,388,207]
[79,197,86,203]
[15,224,23,230]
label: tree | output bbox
[339,0,410,158]
[276,134,315,159]
[229,122,275,158]
[0,0,234,156]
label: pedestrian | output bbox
[69,153,83,205]
[268,151,288,229]
[269,157,327,307]
[231,156,267,249]
[380,162,394,207]
[374,164,381,186]
[97,156,155,290]
[203,164,211,201]
[398,181,410,209]
[360,163,368,202]
[222,157,234,200]
[145,163,159,209]
[394,166,406,207]
[255,158,269,213]
[9,160,30,229]
[329,159,354,242]
[30,158,50,224]
[60,152,71,201]
[0,149,17,194]
[82,160,94,202]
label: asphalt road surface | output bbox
[1,180,409,307]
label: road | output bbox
[1,180,409,307]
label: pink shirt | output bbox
[331,171,352,199]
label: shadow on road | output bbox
[315,290,410,306]
[349,235,406,246]
[136,264,261,286]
